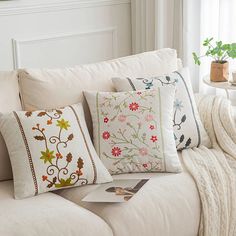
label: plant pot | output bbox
[210,61,229,82]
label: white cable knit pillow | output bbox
[112,67,211,150]
[0,103,112,199]
[84,88,182,174]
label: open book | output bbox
[82,179,149,203]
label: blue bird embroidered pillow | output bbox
[112,67,211,150]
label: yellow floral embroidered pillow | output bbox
[84,89,182,174]
[0,103,112,199]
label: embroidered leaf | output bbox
[181,115,186,123]
[38,111,46,117]
[47,183,53,188]
[77,157,84,169]
[56,109,63,114]
[166,76,171,82]
[66,153,73,163]
[52,177,57,183]
[185,138,192,148]
[179,134,184,143]
[25,111,32,117]
[34,135,45,141]
[67,134,74,141]
[55,178,72,188]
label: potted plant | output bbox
[193,38,236,82]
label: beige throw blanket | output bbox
[181,95,236,236]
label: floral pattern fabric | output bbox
[85,89,181,175]
[112,67,211,150]
[0,103,112,199]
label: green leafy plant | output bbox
[193,38,236,65]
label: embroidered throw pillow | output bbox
[84,88,182,174]
[112,67,211,150]
[0,103,112,199]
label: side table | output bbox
[203,75,236,99]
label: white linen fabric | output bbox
[182,95,236,236]
[57,167,200,236]
[0,103,112,199]
[0,181,112,236]
[18,48,178,135]
[112,67,211,150]
[0,71,22,181]
[84,89,181,174]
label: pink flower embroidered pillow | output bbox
[0,103,112,199]
[112,67,211,150]
[84,89,182,174]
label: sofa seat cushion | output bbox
[57,161,200,236]
[0,181,112,236]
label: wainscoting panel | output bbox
[0,0,131,70]
[12,28,117,69]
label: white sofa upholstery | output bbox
[0,71,22,181]
[57,155,200,236]
[0,49,203,236]
[0,181,112,236]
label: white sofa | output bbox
[0,49,201,236]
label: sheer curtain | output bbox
[199,0,236,100]
[131,0,236,99]
[131,0,200,91]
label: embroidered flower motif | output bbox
[42,175,48,181]
[104,117,109,123]
[102,131,110,140]
[32,109,88,189]
[98,90,164,174]
[129,102,139,111]
[76,170,83,176]
[112,147,122,157]
[56,118,70,130]
[150,136,158,142]
[118,115,127,122]
[149,125,155,130]
[174,99,183,111]
[139,148,148,156]
[56,153,63,159]
[40,149,55,163]
[47,120,52,125]
[145,114,154,121]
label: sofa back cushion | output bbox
[0,71,22,181]
[18,49,178,135]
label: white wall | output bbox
[0,0,131,70]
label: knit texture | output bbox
[182,95,236,236]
